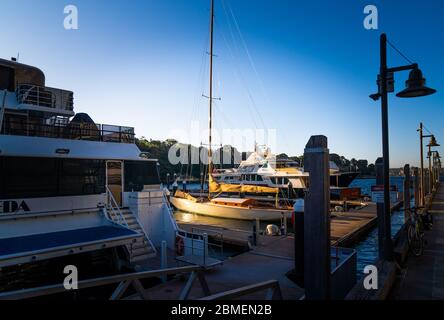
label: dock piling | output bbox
[413,167,420,208]
[376,157,393,260]
[303,135,331,300]
[403,164,411,222]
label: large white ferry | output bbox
[0,58,178,289]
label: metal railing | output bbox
[105,187,128,228]
[1,118,135,143]
[199,280,282,300]
[191,227,224,259]
[16,84,73,111]
[0,265,210,300]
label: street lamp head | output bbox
[396,68,437,98]
[369,93,381,101]
[427,135,440,147]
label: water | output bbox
[174,178,407,276]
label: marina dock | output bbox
[177,200,403,249]
[391,185,444,299]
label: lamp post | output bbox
[370,33,437,260]
[427,136,440,194]
[418,125,437,204]
[430,150,441,191]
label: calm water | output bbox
[174,177,407,276]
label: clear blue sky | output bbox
[1,0,442,167]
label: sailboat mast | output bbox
[208,0,215,195]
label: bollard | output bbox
[293,198,304,287]
[161,240,167,283]
[303,135,330,300]
[403,164,411,223]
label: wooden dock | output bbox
[391,184,444,299]
[178,201,403,249]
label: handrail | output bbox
[0,265,203,300]
[199,280,282,300]
[105,186,128,228]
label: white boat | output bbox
[213,145,359,192]
[0,57,179,287]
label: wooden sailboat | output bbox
[170,0,292,221]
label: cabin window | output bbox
[0,157,105,199]
[0,66,15,91]
[59,159,105,196]
[124,160,160,192]
[257,175,263,181]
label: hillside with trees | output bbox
[136,138,377,182]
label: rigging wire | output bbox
[223,0,269,129]
[213,16,260,131]
[386,38,414,65]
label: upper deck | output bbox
[0,58,135,144]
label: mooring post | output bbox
[161,240,167,283]
[403,164,411,223]
[413,167,420,208]
[376,158,392,260]
[303,135,330,300]
[293,199,305,288]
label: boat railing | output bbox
[0,117,135,143]
[16,84,74,112]
[191,227,224,259]
[105,187,128,228]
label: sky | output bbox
[1,0,443,167]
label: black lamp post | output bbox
[370,33,437,260]
[427,137,440,193]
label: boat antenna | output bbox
[208,0,215,198]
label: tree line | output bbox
[136,138,377,181]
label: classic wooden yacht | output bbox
[169,0,293,221]
[0,57,179,290]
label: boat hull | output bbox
[170,197,292,221]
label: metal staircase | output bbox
[108,208,157,263]
[105,187,156,264]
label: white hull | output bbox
[170,197,292,221]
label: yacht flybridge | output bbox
[0,58,178,284]
[212,146,359,195]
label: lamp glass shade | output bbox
[396,68,437,98]
[427,136,440,147]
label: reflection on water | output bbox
[174,178,407,277]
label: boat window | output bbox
[0,157,105,199]
[124,160,160,192]
[59,159,105,196]
[257,175,263,181]
[0,65,15,91]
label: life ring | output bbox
[175,236,184,256]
